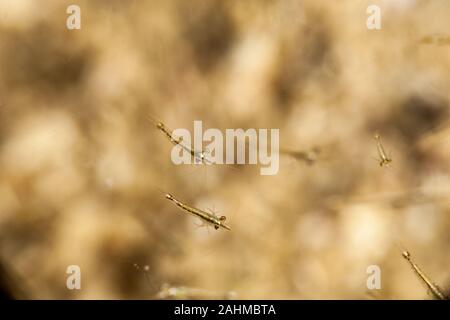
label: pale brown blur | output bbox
[0,0,449,299]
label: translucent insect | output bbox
[374,134,392,167]
[148,116,239,190]
[148,115,211,165]
[280,147,321,165]
[165,193,231,231]
[402,251,447,300]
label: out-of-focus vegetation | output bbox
[0,0,449,299]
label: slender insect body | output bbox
[374,134,392,167]
[158,122,183,145]
[149,117,239,191]
[165,193,231,231]
[402,251,447,300]
[149,116,210,165]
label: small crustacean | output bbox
[164,193,231,231]
[148,115,211,165]
[402,250,447,300]
[374,134,392,167]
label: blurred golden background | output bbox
[0,0,449,299]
